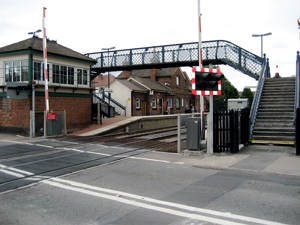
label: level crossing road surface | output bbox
[0,135,299,225]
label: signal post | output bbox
[192,67,224,154]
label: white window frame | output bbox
[77,68,88,85]
[152,98,157,109]
[176,76,180,87]
[5,61,28,82]
[136,98,141,109]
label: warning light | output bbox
[298,18,300,27]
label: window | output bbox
[34,62,42,80]
[136,98,140,109]
[5,61,28,82]
[181,98,184,107]
[61,66,67,84]
[166,98,172,108]
[175,98,180,109]
[53,64,74,85]
[77,69,88,85]
[53,64,60,83]
[33,62,49,81]
[152,98,157,109]
[176,76,180,87]
[68,67,74,85]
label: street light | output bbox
[252,32,272,58]
[101,47,115,105]
[28,29,42,37]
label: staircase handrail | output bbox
[249,58,269,140]
[294,51,300,124]
[93,94,116,118]
[101,92,126,110]
[93,92,126,116]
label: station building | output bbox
[0,36,96,135]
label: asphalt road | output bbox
[0,135,299,225]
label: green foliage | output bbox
[241,87,254,98]
[214,76,239,102]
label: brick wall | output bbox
[0,95,92,135]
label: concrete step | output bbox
[265,77,295,83]
[258,108,294,112]
[251,139,295,145]
[253,126,295,131]
[253,130,295,137]
[258,104,294,108]
[256,115,294,120]
[257,112,294,117]
[254,121,294,126]
[251,135,295,141]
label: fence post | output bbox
[177,114,181,153]
[63,110,67,135]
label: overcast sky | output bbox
[1,0,299,91]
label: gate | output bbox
[213,110,240,153]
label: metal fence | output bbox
[213,109,249,154]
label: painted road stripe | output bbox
[43,179,244,225]
[45,178,285,225]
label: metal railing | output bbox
[294,51,300,123]
[249,58,270,140]
[86,40,263,80]
[93,93,125,116]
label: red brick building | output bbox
[109,68,200,116]
[0,36,96,135]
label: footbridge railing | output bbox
[85,40,264,80]
[249,58,270,140]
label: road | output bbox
[0,135,299,225]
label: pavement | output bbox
[0,125,299,178]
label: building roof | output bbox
[116,79,148,92]
[117,68,179,79]
[0,36,96,63]
[132,77,173,92]
[93,74,116,87]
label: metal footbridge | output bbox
[86,40,269,80]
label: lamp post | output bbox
[252,32,272,58]
[101,47,115,105]
[28,29,42,37]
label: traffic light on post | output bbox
[195,71,224,91]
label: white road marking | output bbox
[44,178,285,225]
[43,179,244,225]
[129,156,184,164]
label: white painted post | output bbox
[177,114,181,153]
[207,95,214,154]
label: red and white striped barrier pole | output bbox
[43,7,49,112]
[197,0,205,116]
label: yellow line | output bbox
[251,140,295,144]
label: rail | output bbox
[294,51,300,124]
[85,40,264,80]
[249,58,270,140]
[93,92,125,116]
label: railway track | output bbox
[0,126,187,193]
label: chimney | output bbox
[121,70,132,78]
[150,69,159,81]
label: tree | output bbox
[241,87,254,98]
[214,76,239,102]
